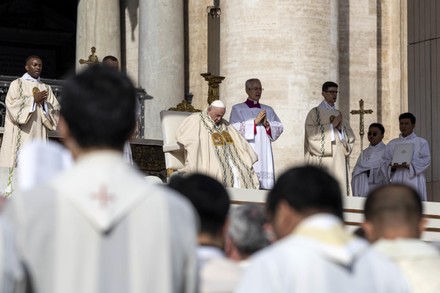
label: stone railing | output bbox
[0,75,150,137]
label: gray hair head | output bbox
[228,204,271,257]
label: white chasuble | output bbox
[5,151,198,293]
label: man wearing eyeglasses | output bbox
[229,78,283,189]
[304,81,356,196]
[351,123,387,197]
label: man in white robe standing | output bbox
[229,78,283,189]
[352,123,387,197]
[381,112,431,201]
[0,55,60,196]
[304,81,356,196]
[235,166,410,293]
[5,66,198,293]
[177,100,259,189]
[362,184,440,293]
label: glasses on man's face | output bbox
[368,132,379,137]
[325,90,338,94]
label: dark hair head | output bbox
[102,55,118,62]
[369,123,385,135]
[60,65,136,150]
[364,184,423,231]
[399,112,416,125]
[26,55,42,64]
[267,165,343,220]
[322,81,338,92]
[168,174,230,237]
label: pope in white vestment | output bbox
[177,101,259,189]
[381,113,430,201]
[0,56,60,195]
[304,88,356,197]
[351,124,387,197]
[229,79,283,189]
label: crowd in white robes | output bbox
[235,214,411,293]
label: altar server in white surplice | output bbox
[229,79,283,189]
[235,166,411,293]
[5,66,197,293]
[381,113,431,201]
[351,123,387,197]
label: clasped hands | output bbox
[34,90,48,104]
[254,110,270,128]
[330,113,343,130]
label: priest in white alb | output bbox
[177,100,259,189]
[351,123,387,197]
[381,112,431,201]
[304,81,356,196]
[0,55,60,196]
[5,66,197,293]
[229,78,283,189]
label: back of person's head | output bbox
[322,81,338,92]
[227,204,271,258]
[399,112,416,124]
[267,165,343,220]
[168,174,230,237]
[363,184,424,242]
[61,65,136,150]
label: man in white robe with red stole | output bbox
[351,123,387,197]
[304,81,356,196]
[177,100,259,189]
[0,56,60,196]
[381,112,431,201]
[5,66,198,293]
[229,78,283,189]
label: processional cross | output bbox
[350,99,373,151]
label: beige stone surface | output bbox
[138,0,185,140]
[187,0,407,181]
[76,0,120,70]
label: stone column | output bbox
[218,1,340,173]
[76,0,121,70]
[138,0,185,139]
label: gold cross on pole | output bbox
[350,99,373,151]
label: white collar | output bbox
[22,73,41,83]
